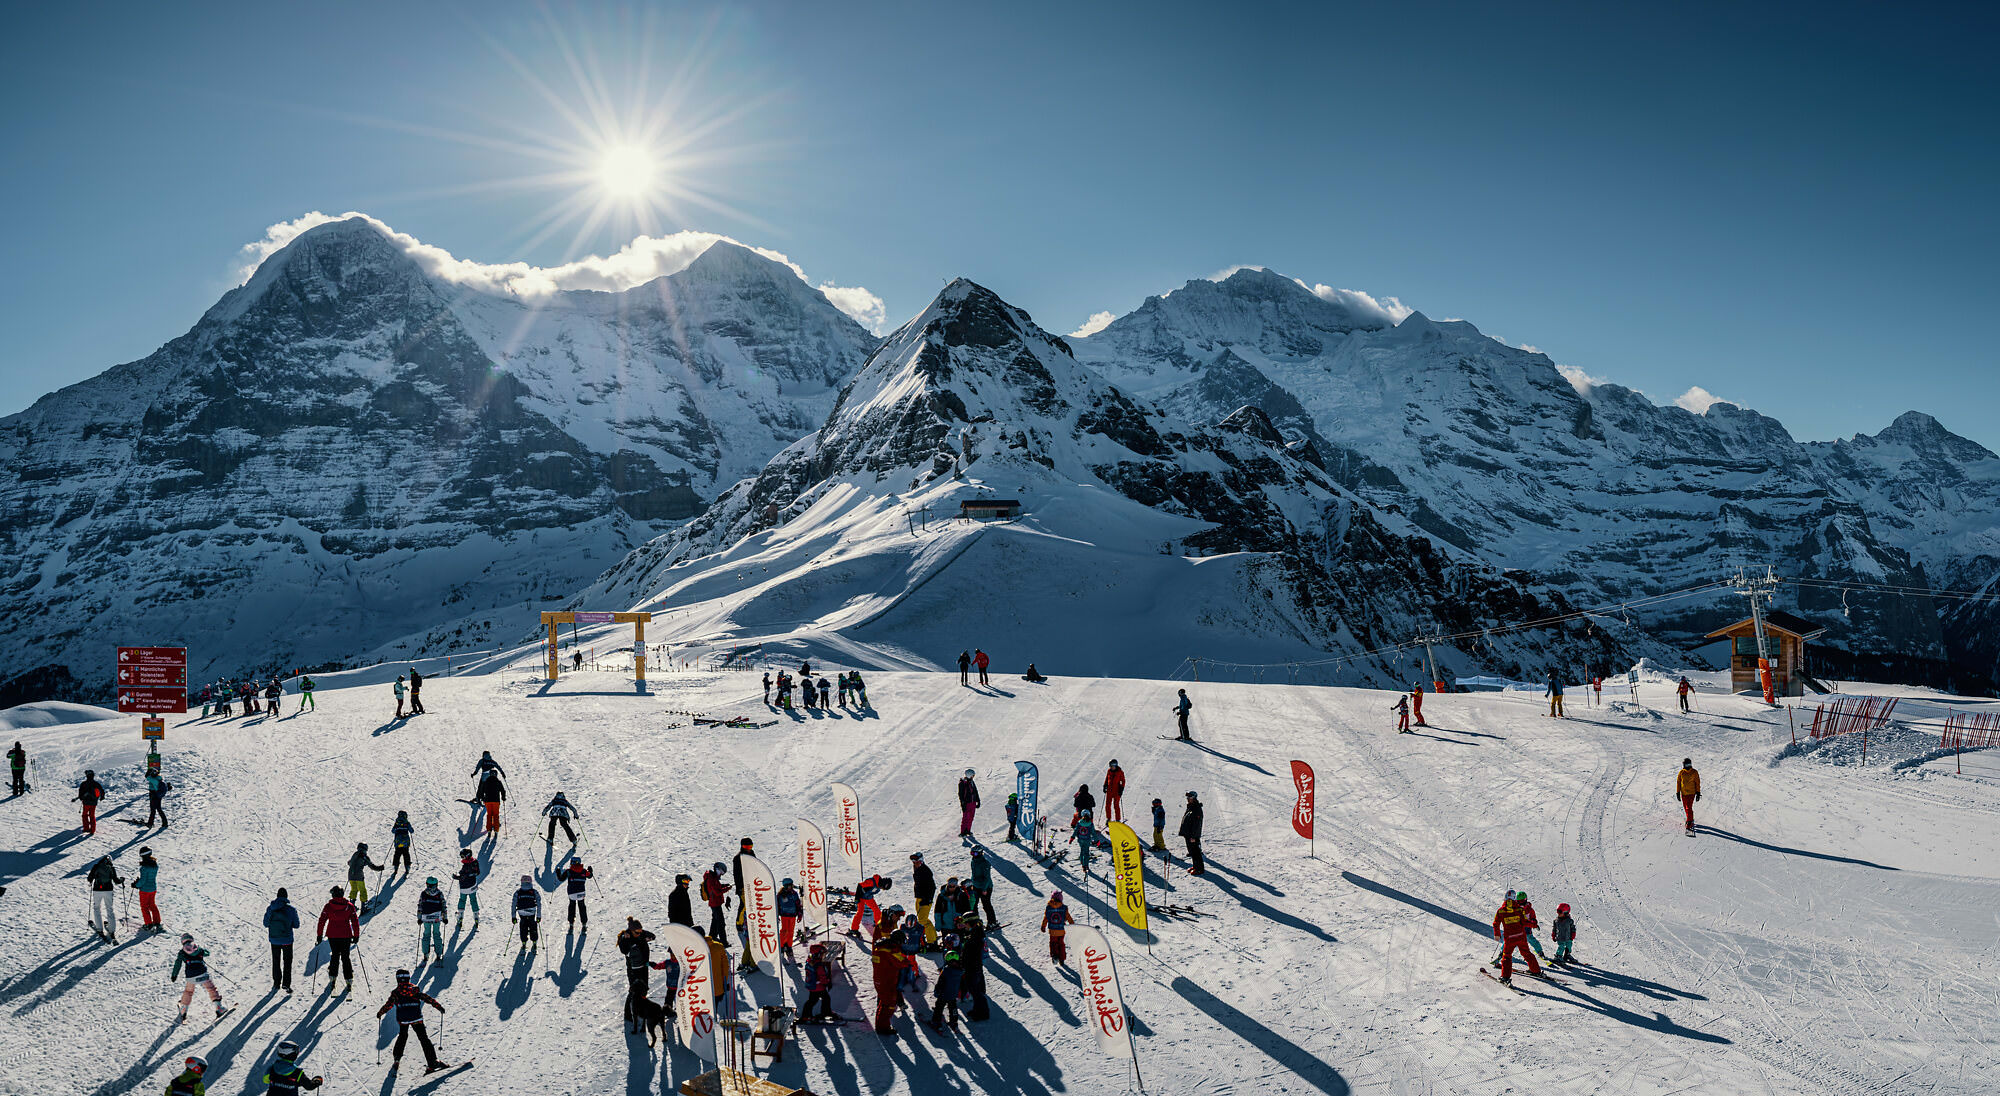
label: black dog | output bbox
[625,992,669,1046]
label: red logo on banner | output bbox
[1290,760,1314,840]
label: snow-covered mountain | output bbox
[581,278,1655,683]
[1073,269,2000,689]
[0,217,876,697]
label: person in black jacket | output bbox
[407,669,426,715]
[511,875,542,950]
[617,918,667,1021]
[957,650,972,686]
[668,873,694,929]
[909,853,937,947]
[732,838,755,929]
[376,970,447,1073]
[74,770,105,834]
[7,741,25,795]
[1179,791,1206,875]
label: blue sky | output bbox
[3,1,1995,444]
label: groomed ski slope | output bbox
[2,666,1998,1096]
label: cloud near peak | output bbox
[238,212,889,334]
[1069,311,1116,338]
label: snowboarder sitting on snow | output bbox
[171,933,225,1020]
[262,1040,323,1095]
[376,970,448,1073]
[346,842,383,906]
[1551,903,1577,964]
[416,878,447,961]
[1040,891,1074,965]
[512,874,542,950]
[1022,663,1046,683]
[543,792,580,846]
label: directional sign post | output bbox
[117,647,187,715]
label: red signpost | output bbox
[117,647,187,715]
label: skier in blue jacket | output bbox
[264,888,300,992]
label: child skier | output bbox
[346,842,382,906]
[136,846,163,932]
[927,940,965,1031]
[391,810,414,875]
[1102,761,1125,822]
[1392,694,1411,733]
[1005,793,1020,842]
[1551,902,1577,964]
[1073,809,1097,875]
[393,674,407,719]
[1040,891,1074,965]
[968,848,996,924]
[776,877,803,957]
[376,970,449,1073]
[558,856,593,929]
[511,874,541,950]
[171,933,226,1020]
[166,1056,208,1095]
[299,675,315,712]
[416,878,447,961]
[801,942,835,1021]
[543,792,580,846]
[261,1040,323,1094]
[454,848,481,924]
[1151,798,1167,852]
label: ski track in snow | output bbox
[1,672,1998,1095]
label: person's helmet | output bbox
[520,874,532,885]
[1049,890,1064,902]
[886,904,905,915]
[712,862,726,874]
[330,886,343,898]
[971,848,985,859]
[1080,809,1093,821]
[459,848,472,857]
[809,942,826,956]
[1683,758,1693,766]
[276,1040,300,1059]
[782,877,794,887]
[426,877,439,887]
[397,809,408,817]
[1152,797,1162,805]
[85,769,95,778]
[357,842,367,851]
[184,1056,208,1075]
[1186,790,1198,798]
[1557,903,1571,913]
[139,846,152,856]
[1515,890,1528,901]
[944,949,961,963]
[1110,759,1119,767]
[1008,792,1019,801]
[740,837,753,848]
[676,873,691,884]
[964,768,975,778]
[909,852,923,861]
[395,969,412,981]
[570,856,582,865]
[180,932,194,944]
[482,750,492,757]
[946,876,960,886]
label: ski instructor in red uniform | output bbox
[1491,893,1542,984]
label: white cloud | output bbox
[1069,311,1116,338]
[1205,264,1266,281]
[1674,385,1734,414]
[1557,364,1609,395]
[237,211,889,333]
[1301,283,1413,326]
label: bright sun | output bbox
[597,145,656,198]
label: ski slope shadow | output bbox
[1693,826,1900,870]
[1202,868,1334,942]
[8,934,144,1016]
[1340,871,1487,938]
[545,931,590,997]
[982,931,1082,1028]
[495,948,537,1020]
[1398,729,1474,746]
[1180,740,1273,775]
[1560,962,1709,1003]
[1167,975,1350,1096]
[1507,978,1730,1044]
[1199,854,1285,898]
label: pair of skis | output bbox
[1478,965,1567,993]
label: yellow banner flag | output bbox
[1107,821,1148,931]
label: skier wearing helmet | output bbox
[166,1056,208,1095]
[416,877,447,962]
[957,768,980,837]
[701,863,729,940]
[375,969,448,1073]
[512,874,542,950]
[1551,902,1577,964]
[170,933,225,1021]
[261,1041,323,1094]
[871,905,909,1035]
[1040,890,1074,964]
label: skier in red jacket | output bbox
[316,887,361,991]
[1490,893,1542,984]
[1102,761,1126,822]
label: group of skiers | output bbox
[198,675,313,719]
[392,669,427,719]
[1489,889,1579,983]
[762,662,868,711]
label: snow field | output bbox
[1,668,1997,1095]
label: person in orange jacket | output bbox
[1676,759,1702,832]
[1102,761,1126,822]
[871,906,909,1035]
[1490,893,1542,984]
[1411,682,1426,726]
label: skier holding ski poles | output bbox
[86,855,122,940]
[346,843,383,906]
[543,793,579,846]
[417,878,448,962]
[170,933,226,1021]
[74,769,105,834]
[7,741,24,795]
[376,970,449,1073]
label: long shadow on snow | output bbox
[371,717,410,736]
[1169,975,1351,1095]
[1181,740,1273,776]
[0,830,86,886]
[194,989,291,1090]
[359,873,406,926]
[1399,730,1474,746]
[1198,854,1285,898]
[1562,961,1708,1002]
[983,928,1082,1027]
[1200,868,1334,942]
[495,947,538,1020]
[0,935,99,1004]
[1510,978,1729,1043]
[1433,725,1507,740]
[10,933,146,1015]
[1341,871,1486,938]
[1693,826,1899,870]
[545,929,589,997]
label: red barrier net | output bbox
[1808,696,1898,740]
[1940,712,2000,750]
